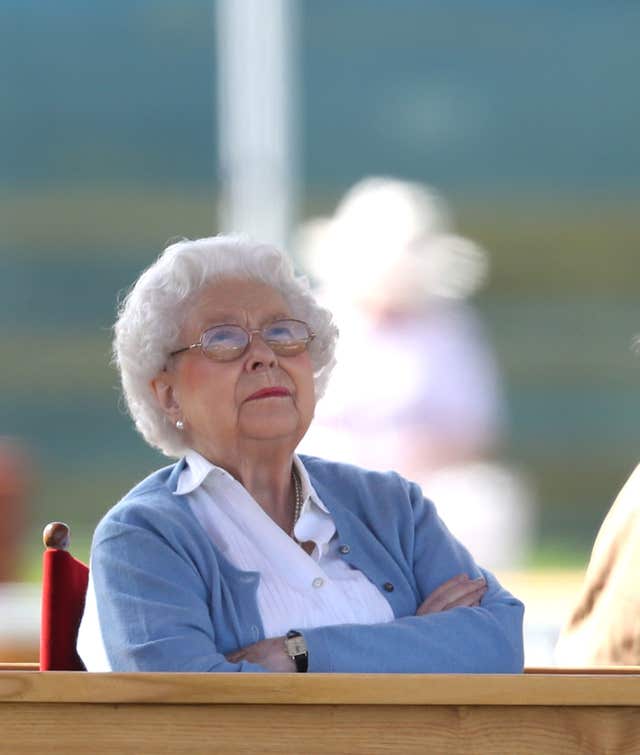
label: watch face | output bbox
[286,636,307,657]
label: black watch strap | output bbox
[285,630,308,672]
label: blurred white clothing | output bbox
[301,300,503,470]
[300,298,534,569]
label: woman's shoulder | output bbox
[299,454,421,512]
[300,453,407,484]
[92,460,196,540]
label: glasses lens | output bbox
[263,319,312,355]
[201,325,248,361]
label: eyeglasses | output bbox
[170,318,315,362]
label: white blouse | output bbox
[180,450,394,638]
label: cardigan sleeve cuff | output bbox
[295,626,332,673]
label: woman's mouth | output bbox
[246,387,292,401]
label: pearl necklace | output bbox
[292,467,303,534]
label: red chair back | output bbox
[40,522,89,671]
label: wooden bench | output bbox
[1,670,639,754]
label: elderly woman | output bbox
[77,235,523,673]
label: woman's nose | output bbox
[245,332,278,371]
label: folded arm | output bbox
[299,486,523,673]
[301,485,523,672]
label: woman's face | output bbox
[153,278,316,465]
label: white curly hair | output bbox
[114,234,338,457]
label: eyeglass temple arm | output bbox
[169,343,201,357]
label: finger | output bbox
[440,584,487,611]
[418,574,470,612]
[442,577,486,603]
[417,577,486,615]
[417,585,486,616]
[418,575,484,614]
[417,578,468,614]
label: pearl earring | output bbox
[175,420,184,431]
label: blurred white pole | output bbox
[215,0,299,250]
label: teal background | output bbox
[2,1,639,573]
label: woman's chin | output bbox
[240,416,300,442]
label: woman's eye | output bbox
[214,331,234,342]
[206,327,243,345]
[267,327,295,342]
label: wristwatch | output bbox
[285,630,308,672]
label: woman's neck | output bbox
[195,439,297,528]
[239,458,294,518]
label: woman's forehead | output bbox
[187,278,290,325]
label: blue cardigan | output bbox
[84,455,524,673]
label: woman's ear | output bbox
[150,371,181,421]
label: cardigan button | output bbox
[383,582,394,592]
[339,544,350,555]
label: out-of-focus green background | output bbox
[2,1,639,577]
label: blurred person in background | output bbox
[555,463,640,665]
[296,177,535,570]
[77,235,524,673]
[0,438,30,583]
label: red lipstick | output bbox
[246,387,291,401]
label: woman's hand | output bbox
[225,637,296,672]
[416,573,487,616]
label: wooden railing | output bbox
[1,670,639,754]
